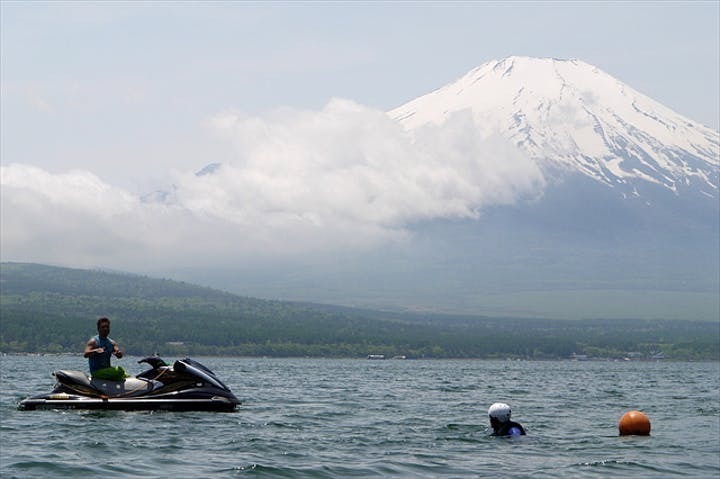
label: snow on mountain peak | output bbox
[390,56,719,197]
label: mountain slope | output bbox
[1,263,717,359]
[390,56,719,199]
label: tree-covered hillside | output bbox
[1,263,717,359]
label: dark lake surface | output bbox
[1,355,718,478]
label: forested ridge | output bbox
[1,262,717,360]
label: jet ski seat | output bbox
[89,377,160,397]
[53,370,99,396]
[55,370,92,388]
[53,370,161,398]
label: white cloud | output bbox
[198,99,544,224]
[1,99,545,270]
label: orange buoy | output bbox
[618,410,651,436]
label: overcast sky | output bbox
[1,1,718,272]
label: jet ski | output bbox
[18,356,240,412]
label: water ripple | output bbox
[2,357,718,478]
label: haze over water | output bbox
[2,355,719,478]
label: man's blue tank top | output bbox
[89,335,113,373]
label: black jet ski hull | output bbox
[18,395,238,412]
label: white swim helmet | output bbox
[488,402,512,423]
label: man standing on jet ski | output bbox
[84,317,127,380]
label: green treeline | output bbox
[1,262,718,360]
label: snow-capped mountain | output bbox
[144,57,718,319]
[390,56,719,199]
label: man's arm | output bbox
[111,339,123,358]
[84,338,103,358]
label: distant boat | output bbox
[650,352,665,360]
[392,355,407,360]
[367,354,385,360]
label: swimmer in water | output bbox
[488,402,526,436]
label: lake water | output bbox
[1,355,718,478]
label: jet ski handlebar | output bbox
[137,356,168,369]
